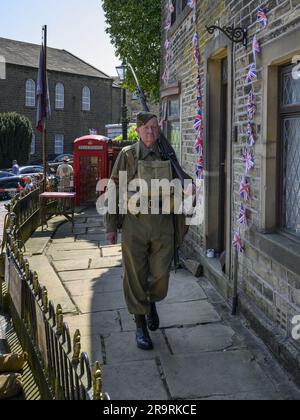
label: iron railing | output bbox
[1,184,109,400]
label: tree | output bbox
[0,113,33,169]
[102,0,162,103]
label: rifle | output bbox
[127,63,192,187]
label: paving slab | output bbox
[160,351,280,400]
[77,234,106,242]
[53,228,86,238]
[90,256,123,269]
[100,245,122,258]
[64,312,121,337]
[164,324,236,355]
[27,255,77,315]
[59,267,123,282]
[158,301,221,328]
[50,249,101,261]
[52,237,76,244]
[164,278,207,304]
[201,390,283,400]
[50,242,99,251]
[25,236,51,256]
[103,330,170,365]
[73,217,87,224]
[79,335,103,365]
[64,276,123,296]
[102,360,169,401]
[86,217,104,224]
[88,227,106,234]
[73,291,127,314]
[119,310,136,332]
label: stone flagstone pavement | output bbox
[25,207,300,401]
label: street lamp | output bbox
[116,61,128,141]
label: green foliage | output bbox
[0,113,33,168]
[114,124,139,142]
[102,0,161,103]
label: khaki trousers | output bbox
[122,213,174,315]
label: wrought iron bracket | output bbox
[206,25,248,50]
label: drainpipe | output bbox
[230,42,239,315]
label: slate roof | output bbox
[0,37,111,80]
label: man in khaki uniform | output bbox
[106,112,179,351]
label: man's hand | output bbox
[106,232,118,245]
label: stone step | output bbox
[27,255,77,315]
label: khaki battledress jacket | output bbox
[106,140,187,315]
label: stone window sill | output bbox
[247,229,300,277]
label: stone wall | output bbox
[0,64,122,161]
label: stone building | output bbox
[161,0,300,380]
[0,37,121,162]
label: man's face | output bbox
[137,117,160,148]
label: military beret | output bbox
[136,112,158,127]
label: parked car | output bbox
[0,175,26,200]
[18,166,44,177]
[53,154,74,163]
[0,171,14,179]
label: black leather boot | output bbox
[146,303,160,332]
[135,315,153,351]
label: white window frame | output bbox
[82,86,91,111]
[55,134,64,155]
[55,83,65,109]
[26,79,36,107]
[31,133,36,155]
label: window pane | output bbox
[282,71,300,106]
[282,117,300,237]
[55,134,64,155]
[168,121,181,163]
[31,133,35,155]
[82,87,90,111]
[26,80,35,107]
[56,83,64,109]
[169,99,180,118]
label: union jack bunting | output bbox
[257,7,268,27]
[252,35,261,61]
[242,148,255,174]
[188,0,196,8]
[240,178,251,201]
[246,64,257,84]
[238,204,249,227]
[196,155,204,178]
[194,112,203,132]
[195,133,204,155]
[193,31,204,179]
[246,123,256,146]
[162,68,169,83]
[233,230,244,253]
[247,91,256,120]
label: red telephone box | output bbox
[74,135,111,205]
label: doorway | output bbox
[206,52,230,273]
[219,58,228,258]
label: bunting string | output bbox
[233,4,269,252]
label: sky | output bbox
[0,0,121,77]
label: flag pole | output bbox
[42,25,48,192]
